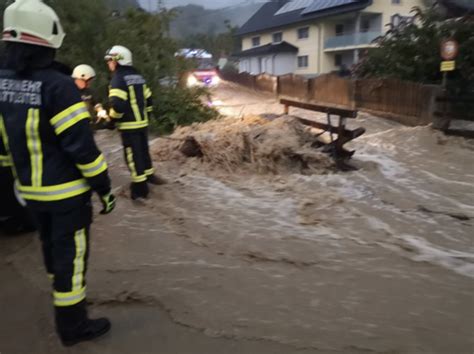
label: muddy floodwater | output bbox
[1,82,473,353]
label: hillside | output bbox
[170,3,262,38]
[107,0,141,11]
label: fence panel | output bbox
[221,72,440,126]
[255,73,278,94]
[278,74,309,100]
[355,79,433,119]
[221,71,256,90]
[308,74,355,108]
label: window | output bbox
[335,24,344,36]
[252,36,260,47]
[361,19,370,32]
[392,0,401,4]
[391,14,412,28]
[297,55,309,68]
[297,27,309,39]
[272,32,283,43]
[335,54,343,66]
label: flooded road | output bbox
[1,81,473,353]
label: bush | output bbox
[150,86,219,135]
[355,5,474,94]
[0,0,217,133]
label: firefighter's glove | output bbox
[96,109,109,122]
[100,193,116,215]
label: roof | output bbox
[236,0,372,36]
[233,41,299,58]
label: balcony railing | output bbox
[324,31,382,50]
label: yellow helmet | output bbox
[2,0,65,49]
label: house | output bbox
[235,0,425,77]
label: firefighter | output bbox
[0,0,116,346]
[104,45,166,200]
[72,64,109,127]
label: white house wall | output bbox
[239,0,425,76]
[238,53,296,75]
[274,53,296,75]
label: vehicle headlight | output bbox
[187,75,198,87]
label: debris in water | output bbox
[152,115,336,175]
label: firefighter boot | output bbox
[55,301,111,347]
[130,181,149,200]
[147,174,167,185]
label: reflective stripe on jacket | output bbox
[0,67,111,208]
[108,66,153,131]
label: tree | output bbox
[179,22,240,59]
[355,5,474,94]
[0,0,218,133]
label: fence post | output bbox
[276,76,280,97]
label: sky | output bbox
[138,0,264,10]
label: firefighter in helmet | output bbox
[105,45,166,200]
[0,0,116,346]
[72,64,110,127]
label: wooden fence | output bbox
[255,73,278,94]
[222,71,442,126]
[355,79,437,125]
[309,74,355,109]
[278,74,309,100]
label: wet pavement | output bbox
[1,82,473,353]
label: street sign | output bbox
[440,61,456,72]
[440,39,459,61]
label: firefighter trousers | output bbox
[33,200,92,308]
[121,129,154,199]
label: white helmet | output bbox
[72,64,96,81]
[2,0,65,49]
[104,45,133,66]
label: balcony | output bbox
[324,31,382,50]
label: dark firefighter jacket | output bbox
[0,67,111,211]
[108,66,153,131]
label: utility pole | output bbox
[157,0,165,12]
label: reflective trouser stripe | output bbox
[72,229,86,291]
[26,108,43,187]
[128,86,142,122]
[117,120,149,130]
[146,106,153,113]
[76,154,108,178]
[126,147,147,183]
[50,102,90,135]
[145,168,154,176]
[54,287,86,307]
[17,179,91,202]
